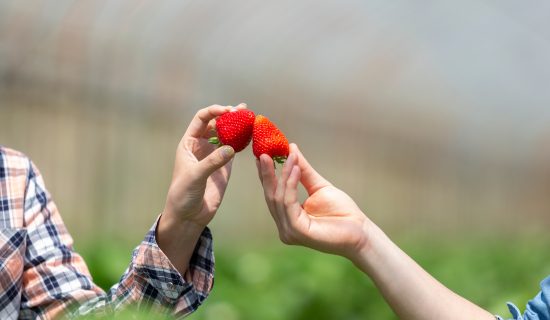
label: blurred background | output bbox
[1,1,549,319]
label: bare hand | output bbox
[162,104,249,227]
[257,143,370,261]
[258,144,497,320]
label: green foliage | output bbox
[80,236,550,320]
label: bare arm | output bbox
[355,222,494,320]
[256,143,495,320]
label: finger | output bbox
[203,118,218,138]
[255,159,263,184]
[283,165,303,223]
[257,157,284,230]
[196,146,235,181]
[235,102,247,110]
[259,154,278,220]
[204,160,233,211]
[185,105,232,138]
[291,143,331,195]
[259,154,277,197]
[274,152,297,228]
[274,152,296,206]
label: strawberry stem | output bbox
[273,156,286,164]
[208,137,220,145]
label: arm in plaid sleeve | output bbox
[20,159,214,319]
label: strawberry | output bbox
[209,109,255,152]
[252,115,289,164]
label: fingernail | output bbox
[221,146,235,159]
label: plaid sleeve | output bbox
[73,222,215,319]
[20,159,214,319]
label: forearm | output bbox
[353,221,495,320]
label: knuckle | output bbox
[214,149,227,165]
[196,108,209,121]
[194,107,205,118]
[209,152,222,165]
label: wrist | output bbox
[156,208,206,255]
[350,219,390,274]
[163,197,207,226]
[158,209,206,240]
[156,211,206,275]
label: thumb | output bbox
[196,145,235,179]
[292,144,331,195]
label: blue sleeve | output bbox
[498,276,550,320]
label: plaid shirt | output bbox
[0,146,214,319]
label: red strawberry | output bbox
[252,115,289,164]
[209,109,255,152]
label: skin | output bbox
[156,103,246,275]
[256,143,496,320]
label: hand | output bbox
[163,104,247,227]
[157,104,245,274]
[257,143,371,261]
[258,144,496,320]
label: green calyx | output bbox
[273,156,287,165]
[208,137,220,145]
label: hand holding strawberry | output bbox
[162,105,244,228]
[256,143,369,261]
[158,104,243,275]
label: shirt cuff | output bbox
[496,275,550,320]
[495,302,523,320]
[133,217,215,312]
[507,302,523,320]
